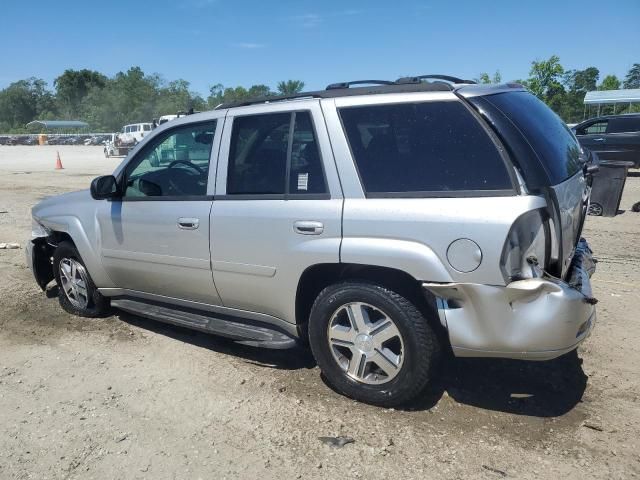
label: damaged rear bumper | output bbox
[424,239,597,361]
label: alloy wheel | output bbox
[327,302,405,385]
[58,258,90,309]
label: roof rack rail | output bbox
[396,75,477,85]
[326,80,395,90]
[216,81,453,109]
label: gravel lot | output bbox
[1,146,639,479]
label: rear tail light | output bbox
[500,209,554,282]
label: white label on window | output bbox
[297,173,309,191]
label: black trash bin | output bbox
[588,160,634,217]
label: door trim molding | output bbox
[211,260,276,277]
[102,249,210,270]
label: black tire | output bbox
[308,281,441,407]
[587,202,603,216]
[53,241,109,318]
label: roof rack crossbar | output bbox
[396,75,477,85]
[326,80,395,90]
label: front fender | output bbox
[35,214,115,288]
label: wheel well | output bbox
[295,263,440,336]
[31,231,76,290]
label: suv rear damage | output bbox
[26,75,597,407]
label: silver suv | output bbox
[26,76,597,407]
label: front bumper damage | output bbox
[424,239,597,361]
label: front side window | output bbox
[123,121,216,198]
[227,111,327,196]
[581,121,608,135]
[339,101,512,194]
[143,124,151,131]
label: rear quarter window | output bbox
[607,117,640,133]
[485,91,582,184]
[339,101,513,195]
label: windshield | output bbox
[485,91,582,184]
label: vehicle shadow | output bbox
[115,308,586,417]
[115,310,316,371]
[409,350,587,417]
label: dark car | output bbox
[572,113,640,168]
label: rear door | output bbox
[605,117,640,166]
[211,101,342,324]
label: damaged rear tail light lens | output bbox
[500,209,554,282]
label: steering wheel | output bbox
[168,160,205,175]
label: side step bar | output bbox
[111,298,298,349]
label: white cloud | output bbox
[231,42,266,49]
[290,10,364,28]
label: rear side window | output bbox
[608,117,640,133]
[339,101,512,195]
[486,92,582,184]
[227,111,327,196]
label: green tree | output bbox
[80,67,160,131]
[599,75,621,90]
[277,80,305,95]
[54,69,107,118]
[623,63,640,89]
[564,67,599,93]
[527,55,565,99]
[207,84,273,107]
[155,79,205,115]
[0,78,56,130]
[476,71,501,84]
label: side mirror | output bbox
[90,175,119,200]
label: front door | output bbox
[576,119,609,158]
[97,119,223,305]
[211,103,343,323]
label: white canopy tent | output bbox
[583,88,640,117]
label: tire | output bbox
[53,241,109,317]
[587,202,603,216]
[308,281,441,407]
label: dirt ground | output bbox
[1,145,639,480]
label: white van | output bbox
[121,123,152,143]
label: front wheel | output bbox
[53,241,109,317]
[308,282,441,407]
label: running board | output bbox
[111,298,297,349]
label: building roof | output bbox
[25,120,89,129]
[584,89,640,105]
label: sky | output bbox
[0,0,638,96]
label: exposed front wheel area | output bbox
[309,282,441,407]
[53,241,110,318]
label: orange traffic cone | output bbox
[55,151,64,170]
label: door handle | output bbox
[177,217,199,230]
[293,220,324,235]
[593,137,605,142]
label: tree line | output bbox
[0,58,638,133]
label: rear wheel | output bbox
[588,202,603,216]
[308,282,441,407]
[53,241,109,317]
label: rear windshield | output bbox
[485,91,582,184]
[339,101,513,195]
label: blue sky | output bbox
[1,0,638,96]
